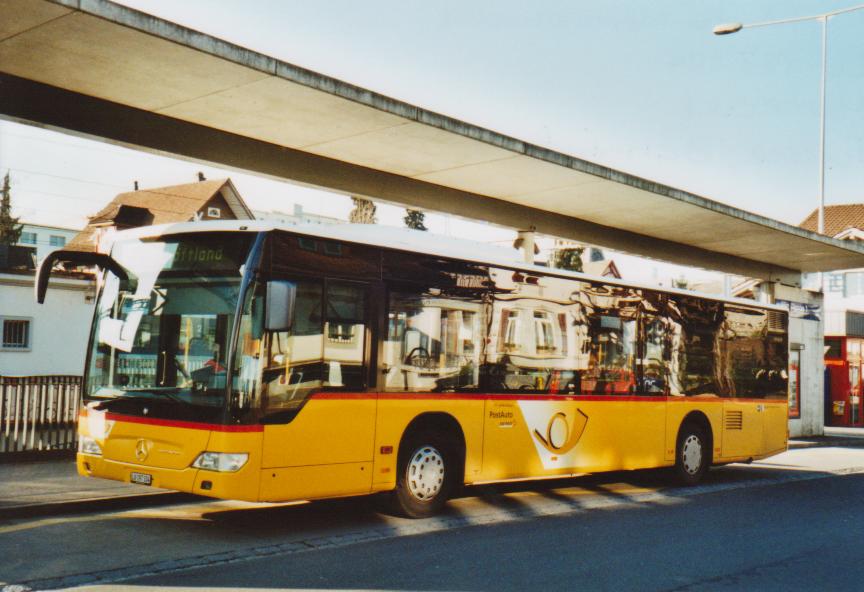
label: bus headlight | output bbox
[78,435,102,456]
[192,452,248,472]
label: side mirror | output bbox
[35,250,129,304]
[266,280,296,332]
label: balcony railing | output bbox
[0,375,81,455]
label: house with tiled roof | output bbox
[67,177,253,252]
[799,204,864,238]
[799,204,864,428]
[1,178,254,378]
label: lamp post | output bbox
[714,4,864,235]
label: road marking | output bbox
[0,514,120,535]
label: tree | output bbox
[348,197,377,224]
[403,209,428,231]
[0,172,22,246]
[551,247,584,272]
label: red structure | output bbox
[824,336,863,427]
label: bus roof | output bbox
[111,220,789,312]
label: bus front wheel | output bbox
[674,424,709,486]
[392,431,457,518]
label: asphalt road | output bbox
[2,446,863,591]
[130,473,864,592]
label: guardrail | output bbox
[0,375,82,455]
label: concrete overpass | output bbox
[2,0,864,283]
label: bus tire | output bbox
[674,423,709,486]
[391,430,457,518]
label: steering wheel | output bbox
[404,346,431,366]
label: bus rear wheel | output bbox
[392,431,456,518]
[674,424,709,486]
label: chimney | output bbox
[197,171,206,182]
[134,180,139,191]
[514,229,539,264]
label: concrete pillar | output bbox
[774,283,825,438]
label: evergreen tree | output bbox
[403,209,428,231]
[0,172,22,246]
[551,247,584,272]
[348,197,377,224]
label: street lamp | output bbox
[714,4,864,235]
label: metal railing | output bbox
[0,375,82,455]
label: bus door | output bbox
[258,279,377,500]
[762,401,787,455]
[720,400,763,458]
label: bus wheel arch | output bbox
[674,411,713,486]
[391,412,465,518]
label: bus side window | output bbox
[261,280,324,412]
[324,281,368,390]
[670,296,722,396]
[384,291,483,392]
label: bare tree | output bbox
[349,197,377,224]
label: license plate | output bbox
[130,472,152,486]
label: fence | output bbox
[0,375,82,455]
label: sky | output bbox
[2,0,863,286]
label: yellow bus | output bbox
[37,221,790,517]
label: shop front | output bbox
[824,336,864,427]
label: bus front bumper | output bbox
[76,453,261,501]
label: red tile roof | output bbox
[799,204,864,237]
[67,179,250,252]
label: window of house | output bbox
[49,235,66,247]
[19,232,37,245]
[1,317,31,351]
[845,272,864,297]
[534,311,556,353]
[827,273,844,292]
[501,309,521,352]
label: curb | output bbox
[789,436,864,449]
[0,491,198,520]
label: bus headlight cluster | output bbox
[192,452,248,472]
[78,435,102,456]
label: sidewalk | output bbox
[790,426,864,449]
[0,459,189,519]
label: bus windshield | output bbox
[85,232,255,423]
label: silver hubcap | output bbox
[406,445,445,501]
[682,434,703,475]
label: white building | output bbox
[254,204,343,226]
[0,271,94,376]
[16,223,80,263]
[1,222,92,376]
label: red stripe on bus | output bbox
[309,392,784,404]
[104,413,263,432]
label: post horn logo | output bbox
[533,410,589,455]
[134,439,152,462]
